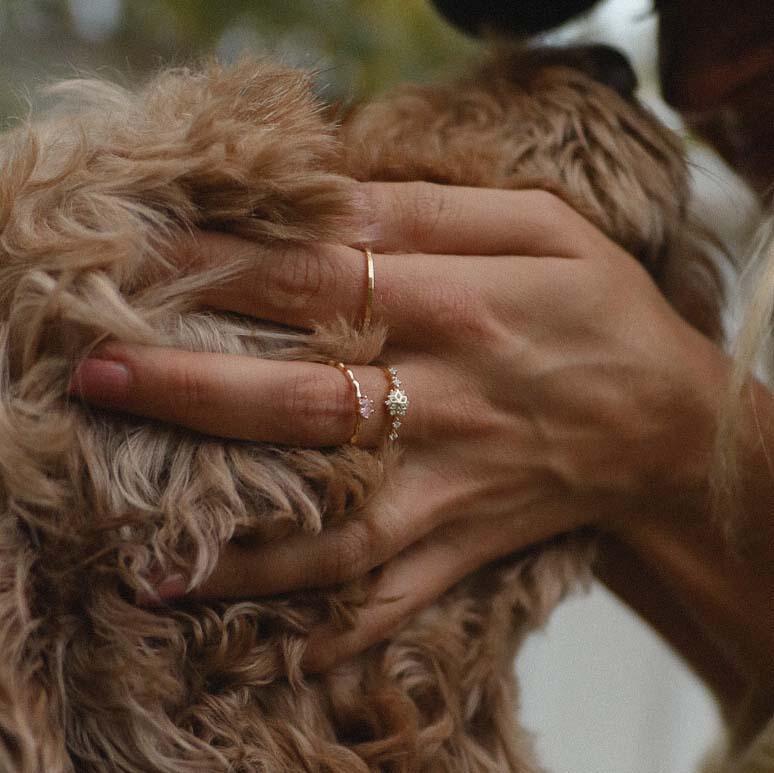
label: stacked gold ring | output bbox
[329,249,409,446]
[362,247,375,331]
[382,365,409,442]
[328,361,374,445]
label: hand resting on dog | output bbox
[72,181,774,724]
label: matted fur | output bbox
[0,50,722,772]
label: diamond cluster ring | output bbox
[382,365,409,442]
[327,361,409,446]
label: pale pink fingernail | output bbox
[155,574,188,601]
[69,359,130,402]
[135,574,187,607]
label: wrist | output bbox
[653,330,730,509]
[602,327,729,535]
[601,337,774,730]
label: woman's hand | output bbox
[71,182,725,670]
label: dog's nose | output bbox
[569,44,639,100]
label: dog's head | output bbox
[0,50,724,771]
[0,60,374,773]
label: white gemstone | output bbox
[385,388,408,417]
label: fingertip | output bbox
[156,573,188,600]
[69,358,130,403]
[135,573,187,607]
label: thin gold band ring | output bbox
[362,247,375,330]
[328,361,374,445]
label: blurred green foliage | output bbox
[0,0,478,124]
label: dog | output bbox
[0,45,722,772]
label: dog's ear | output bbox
[491,44,639,101]
[576,44,639,100]
[554,44,639,101]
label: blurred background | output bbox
[0,1,761,771]
[0,0,758,241]
[0,0,477,123]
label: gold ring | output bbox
[362,247,375,330]
[382,365,409,442]
[328,361,374,445]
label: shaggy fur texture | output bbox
[0,48,722,772]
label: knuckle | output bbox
[526,189,603,257]
[326,523,375,584]
[268,247,339,309]
[403,181,448,246]
[431,280,500,343]
[282,371,352,437]
[356,182,381,225]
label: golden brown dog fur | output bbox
[0,48,722,772]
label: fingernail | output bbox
[155,574,188,601]
[135,574,187,607]
[69,359,130,402]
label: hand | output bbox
[71,182,724,670]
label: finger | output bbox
[144,466,582,608]
[167,449,553,603]
[185,232,371,330]
[360,182,614,257]
[199,234,509,344]
[175,184,616,338]
[166,466,458,601]
[178,231,463,343]
[301,512,526,672]
[70,344,427,448]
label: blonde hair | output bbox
[714,215,774,523]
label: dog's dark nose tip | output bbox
[573,44,639,100]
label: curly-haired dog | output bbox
[0,45,721,771]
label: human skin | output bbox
[71,183,774,737]
[68,0,774,748]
